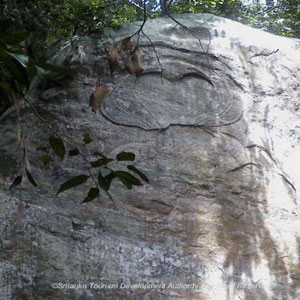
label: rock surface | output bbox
[1,13,300,300]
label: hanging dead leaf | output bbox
[89,86,113,112]
[132,47,144,77]
[124,48,144,77]
[124,55,135,76]
[110,37,143,77]
[119,48,129,69]
[108,45,120,75]
[120,37,133,52]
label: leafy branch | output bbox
[0,20,149,205]
[47,134,149,204]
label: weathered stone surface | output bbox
[0,14,300,300]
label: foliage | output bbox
[1,0,139,60]
[46,134,149,204]
[241,0,300,37]
[0,20,31,114]
[0,19,70,115]
[169,0,244,19]
[167,0,300,37]
[1,0,299,63]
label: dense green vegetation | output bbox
[168,0,299,37]
[1,0,299,61]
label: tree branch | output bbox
[128,0,151,16]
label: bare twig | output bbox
[23,96,54,130]
[278,173,296,192]
[220,131,244,146]
[163,1,214,55]
[226,162,257,173]
[160,0,173,15]
[130,0,147,42]
[162,1,206,53]
[141,29,164,83]
[127,0,151,16]
[245,144,278,165]
[251,49,279,59]
[105,190,116,208]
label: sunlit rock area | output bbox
[0,13,300,300]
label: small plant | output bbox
[40,133,149,204]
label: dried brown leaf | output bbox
[124,48,144,77]
[132,48,144,77]
[108,45,119,74]
[124,55,135,75]
[120,37,133,52]
[89,86,113,112]
[112,37,144,77]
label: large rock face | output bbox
[1,14,300,300]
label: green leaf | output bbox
[81,187,99,203]
[56,175,89,195]
[0,52,27,84]
[98,167,114,191]
[41,154,52,165]
[36,145,49,152]
[114,171,142,189]
[9,175,22,189]
[25,168,38,187]
[127,165,149,183]
[116,152,135,161]
[36,61,72,90]
[83,133,92,144]
[37,62,69,73]
[99,167,113,177]
[90,158,113,168]
[0,82,10,92]
[36,66,48,76]
[26,61,38,78]
[69,148,80,156]
[5,50,29,68]
[0,20,11,35]
[49,136,66,158]
[5,31,29,44]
